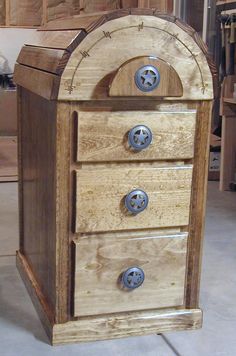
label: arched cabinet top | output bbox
[14,9,217,101]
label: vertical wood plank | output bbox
[17,86,24,250]
[5,0,10,26]
[42,0,48,25]
[55,102,71,323]
[19,88,57,313]
[0,0,6,25]
[138,0,150,7]
[220,116,236,191]
[185,101,212,308]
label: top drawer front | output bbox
[77,111,196,162]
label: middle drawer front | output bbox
[76,110,197,162]
[75,165,193,233]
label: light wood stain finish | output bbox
[185,101,213,308]
[17,46,70,75]
[14,64,60,100]
[16,249,202,345]
[25,29,86,51]
[76,110,196,162]
[109,56,183,97]
[15,10,214,345]
[74,232,188,316]
[52,308,202,345]
[59,15,213,101]
[75,165,193,233]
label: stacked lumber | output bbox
[0,0,173,27]
[0,0,80,27]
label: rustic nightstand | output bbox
[14,9,216,345]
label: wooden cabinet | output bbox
[14,9,215,345]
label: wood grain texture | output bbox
[18,88,57,313]
[17,46,70,75]
[0,0,5,25]
[80,0,120,13]
[59,15,214,101]
[138,0,173,12]
[75,165,193,233]
[8,0,42,26]
[54,103,71,323]
[76,110,196,162]
[42,13,107,31]
[18,91,71,324]
[14,64,60,100]
[17,87,24,250]
[16,251,54,341]
[17,251,201,346]
[13,11,216,101]
[220,116,236,191]
[109,56,183,97]
[74,232,187,316]
[26,29,86,51]
[185,101,212,308]
[53,308,202,345]
[0,90,17,135]
[46,0,80,23]
[0,136,17,181]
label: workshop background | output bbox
[0,1,236,355]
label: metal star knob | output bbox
[135,65,160,92]
[122,267,145,289]
[128,125,152,151]
[125,189,149,214]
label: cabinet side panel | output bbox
[185,100,212,308]
[19,87,57,313]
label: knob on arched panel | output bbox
[109,56,183,97]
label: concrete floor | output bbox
[0,182,235,356]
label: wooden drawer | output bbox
[76,111,196,162]
[75,165,193,233]
[73,231,188,317]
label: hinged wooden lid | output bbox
[14,9,217,101]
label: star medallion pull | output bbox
[135,65,160,92]
[125,189,149,214]
[128,125,153,151]
[121,267,145,289]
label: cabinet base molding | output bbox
[16,251,202,346]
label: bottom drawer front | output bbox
[74,232,188,317]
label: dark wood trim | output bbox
[54,103,72,323]
[185,101,212,308]
[17,86,24,250]
[16,251,54,343]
